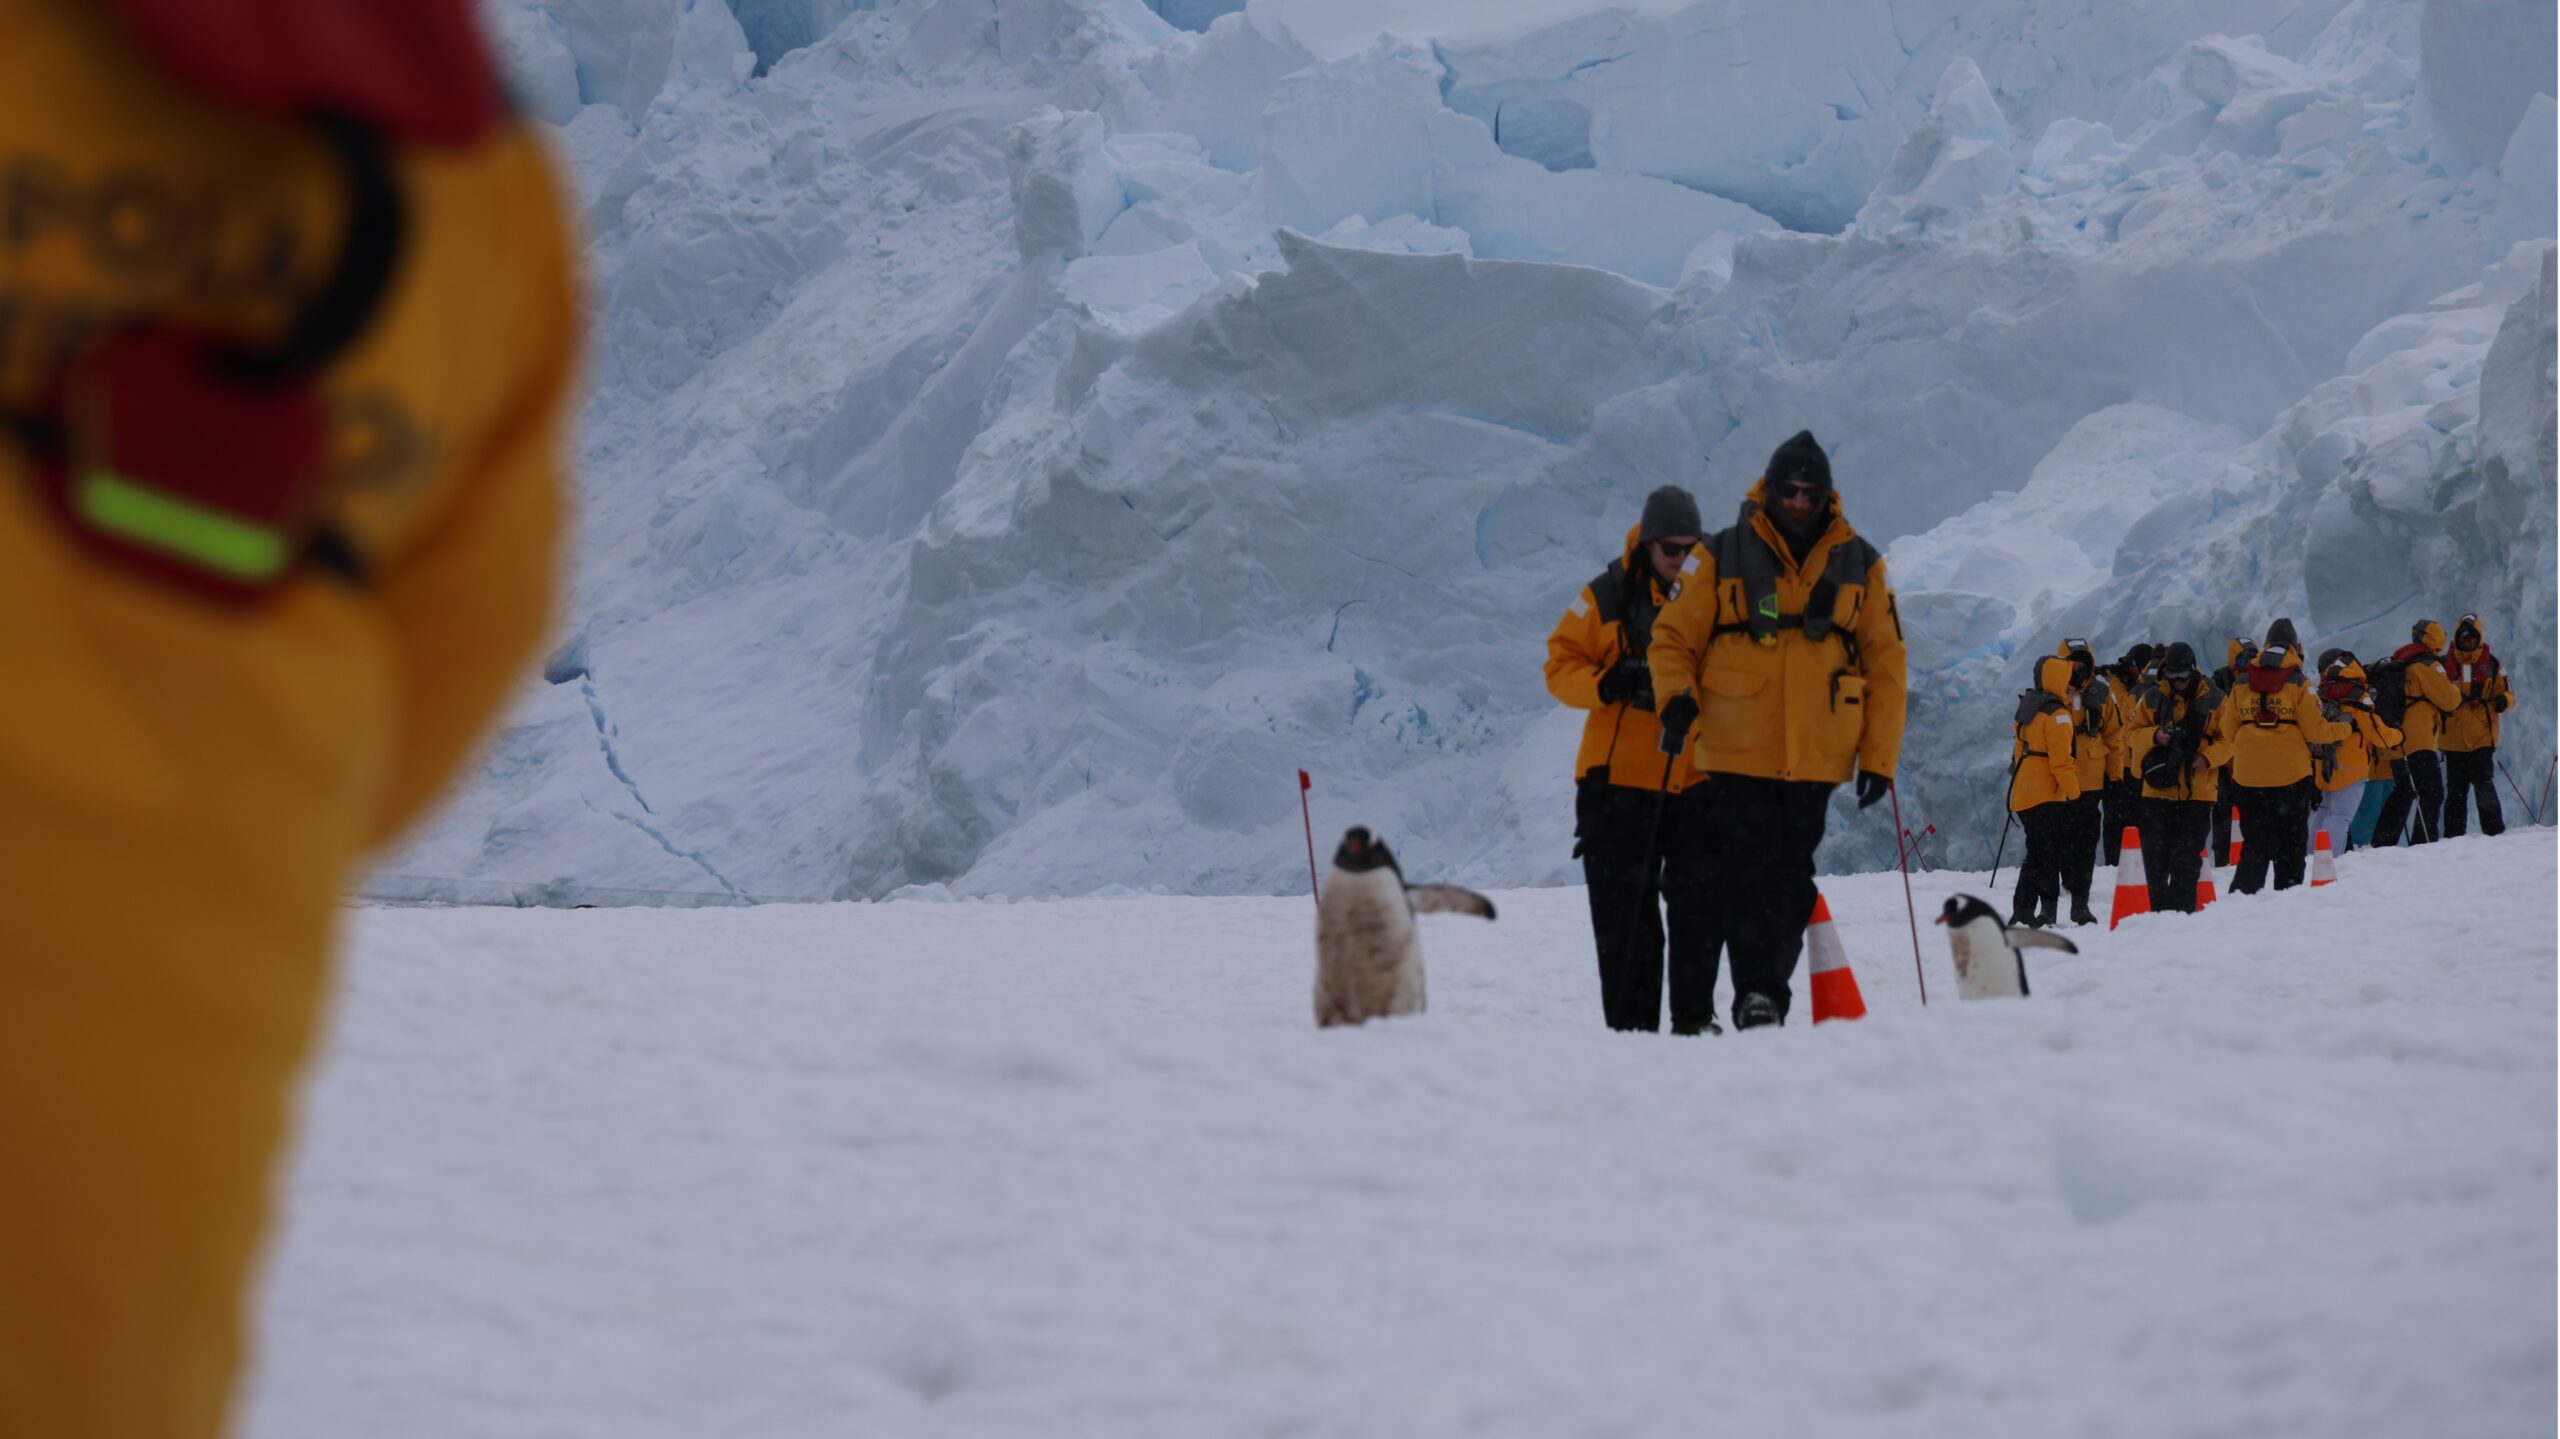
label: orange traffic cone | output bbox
[2311,829,2338,887]
[2195,852,2218,909]
[1806,891,1867,1023]
[2108,826,2151,929]
[2226,807,2245,879]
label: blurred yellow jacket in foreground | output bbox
[0,4,578,1435]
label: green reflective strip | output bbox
[74,471,288,582]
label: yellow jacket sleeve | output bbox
[361,152,578,849]
[2358,707,2401,751]
[1543,585,1611,710]
[2411,660,2462,714]
[2200,694,2238,770]
[1646,547,1717,708]
[1854,556,1909,778]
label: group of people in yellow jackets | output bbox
[1546,432,1909,1033]
[2005,614,2516,925]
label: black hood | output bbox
[1766,430,1832,502]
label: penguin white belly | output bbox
[1949,926,2029,1001]
[1314,868,1424,1027]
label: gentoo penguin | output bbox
[1936,894,2075,1001]
[1314,827,1496,1028]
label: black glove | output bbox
[1596,657,1653,710]
[1656,693,1698,755]
[1855,770,1891,809]
[2493,693,2510,713]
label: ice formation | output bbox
[402,0,2557,901]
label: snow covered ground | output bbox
[247,828,2557,1437]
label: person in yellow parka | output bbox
[2374,619,2465,846]
[1649,431,1908,1028]
[0,3,577,1436]
[2310,651,2400,855]
[2125,643,2235,912]
[2439,613,2513,837]
[1545,486,1716,1034]
[2217,619,2350,892]
[2097,643,2156,866]
[2005,654,2084,927]
[2054,637,2120,925]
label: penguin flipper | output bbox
[1407,885,1497,920]
[2010,930,2079,955]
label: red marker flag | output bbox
[1298,770,1320,909]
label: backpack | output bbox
[2366,658,2409,727]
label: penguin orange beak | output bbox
[1932,915,1946,925]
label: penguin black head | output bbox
[1937,894,2004,930]
[1333,827,1401,875]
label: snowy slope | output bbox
[250,830,2558,1436]
[398,0,2559,901]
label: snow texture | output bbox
[404,0,2560,901]
[253,831,2558,1435]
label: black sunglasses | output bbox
[1650,537,1696,555]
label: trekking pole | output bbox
[1298,769,1320,913]
[1985,750,2029,887]
[2541,756,2556,827]
[1887,778,1928,1006]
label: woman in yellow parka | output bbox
[1544,487,1714,1034]
[0,4,578,1436]
[2005,655,2083,927]
[2374,619,2465,845]
[2310,652,2401,855]
[2055,638,2119,925]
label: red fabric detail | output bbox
[2391,642,2435,663]
[102,0,502,146]
[42,327,330,605]
[2446,646,2499,692]
[2244,662,2295,695]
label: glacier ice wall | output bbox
[394,0,2557,901]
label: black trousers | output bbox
[1695,775,1833,1024]
[2101,778,2140,865]
[2011,803,2070,925]
[1578,774,1721,1032]
[2210,772,2236,866]
[2374,750,2446,846]
[2058,793,2102,910]
[2230,779,2318,893]
[2141,798,2212,913]
[2443,748,2506,837]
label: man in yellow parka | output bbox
[1649,431,1908,1029]
[2125,643,2234,912]
[0,3,577,1436]
[2006,654,2083,927]
[2374,619,2465,846]
[1545,486,1717,1034]
[2439,613,2512,837]
[2217,619,2349,892]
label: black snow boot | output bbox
[2068,894,2097,926]
[1733,992,1782,1030]
[1673,1014,1724,1036]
